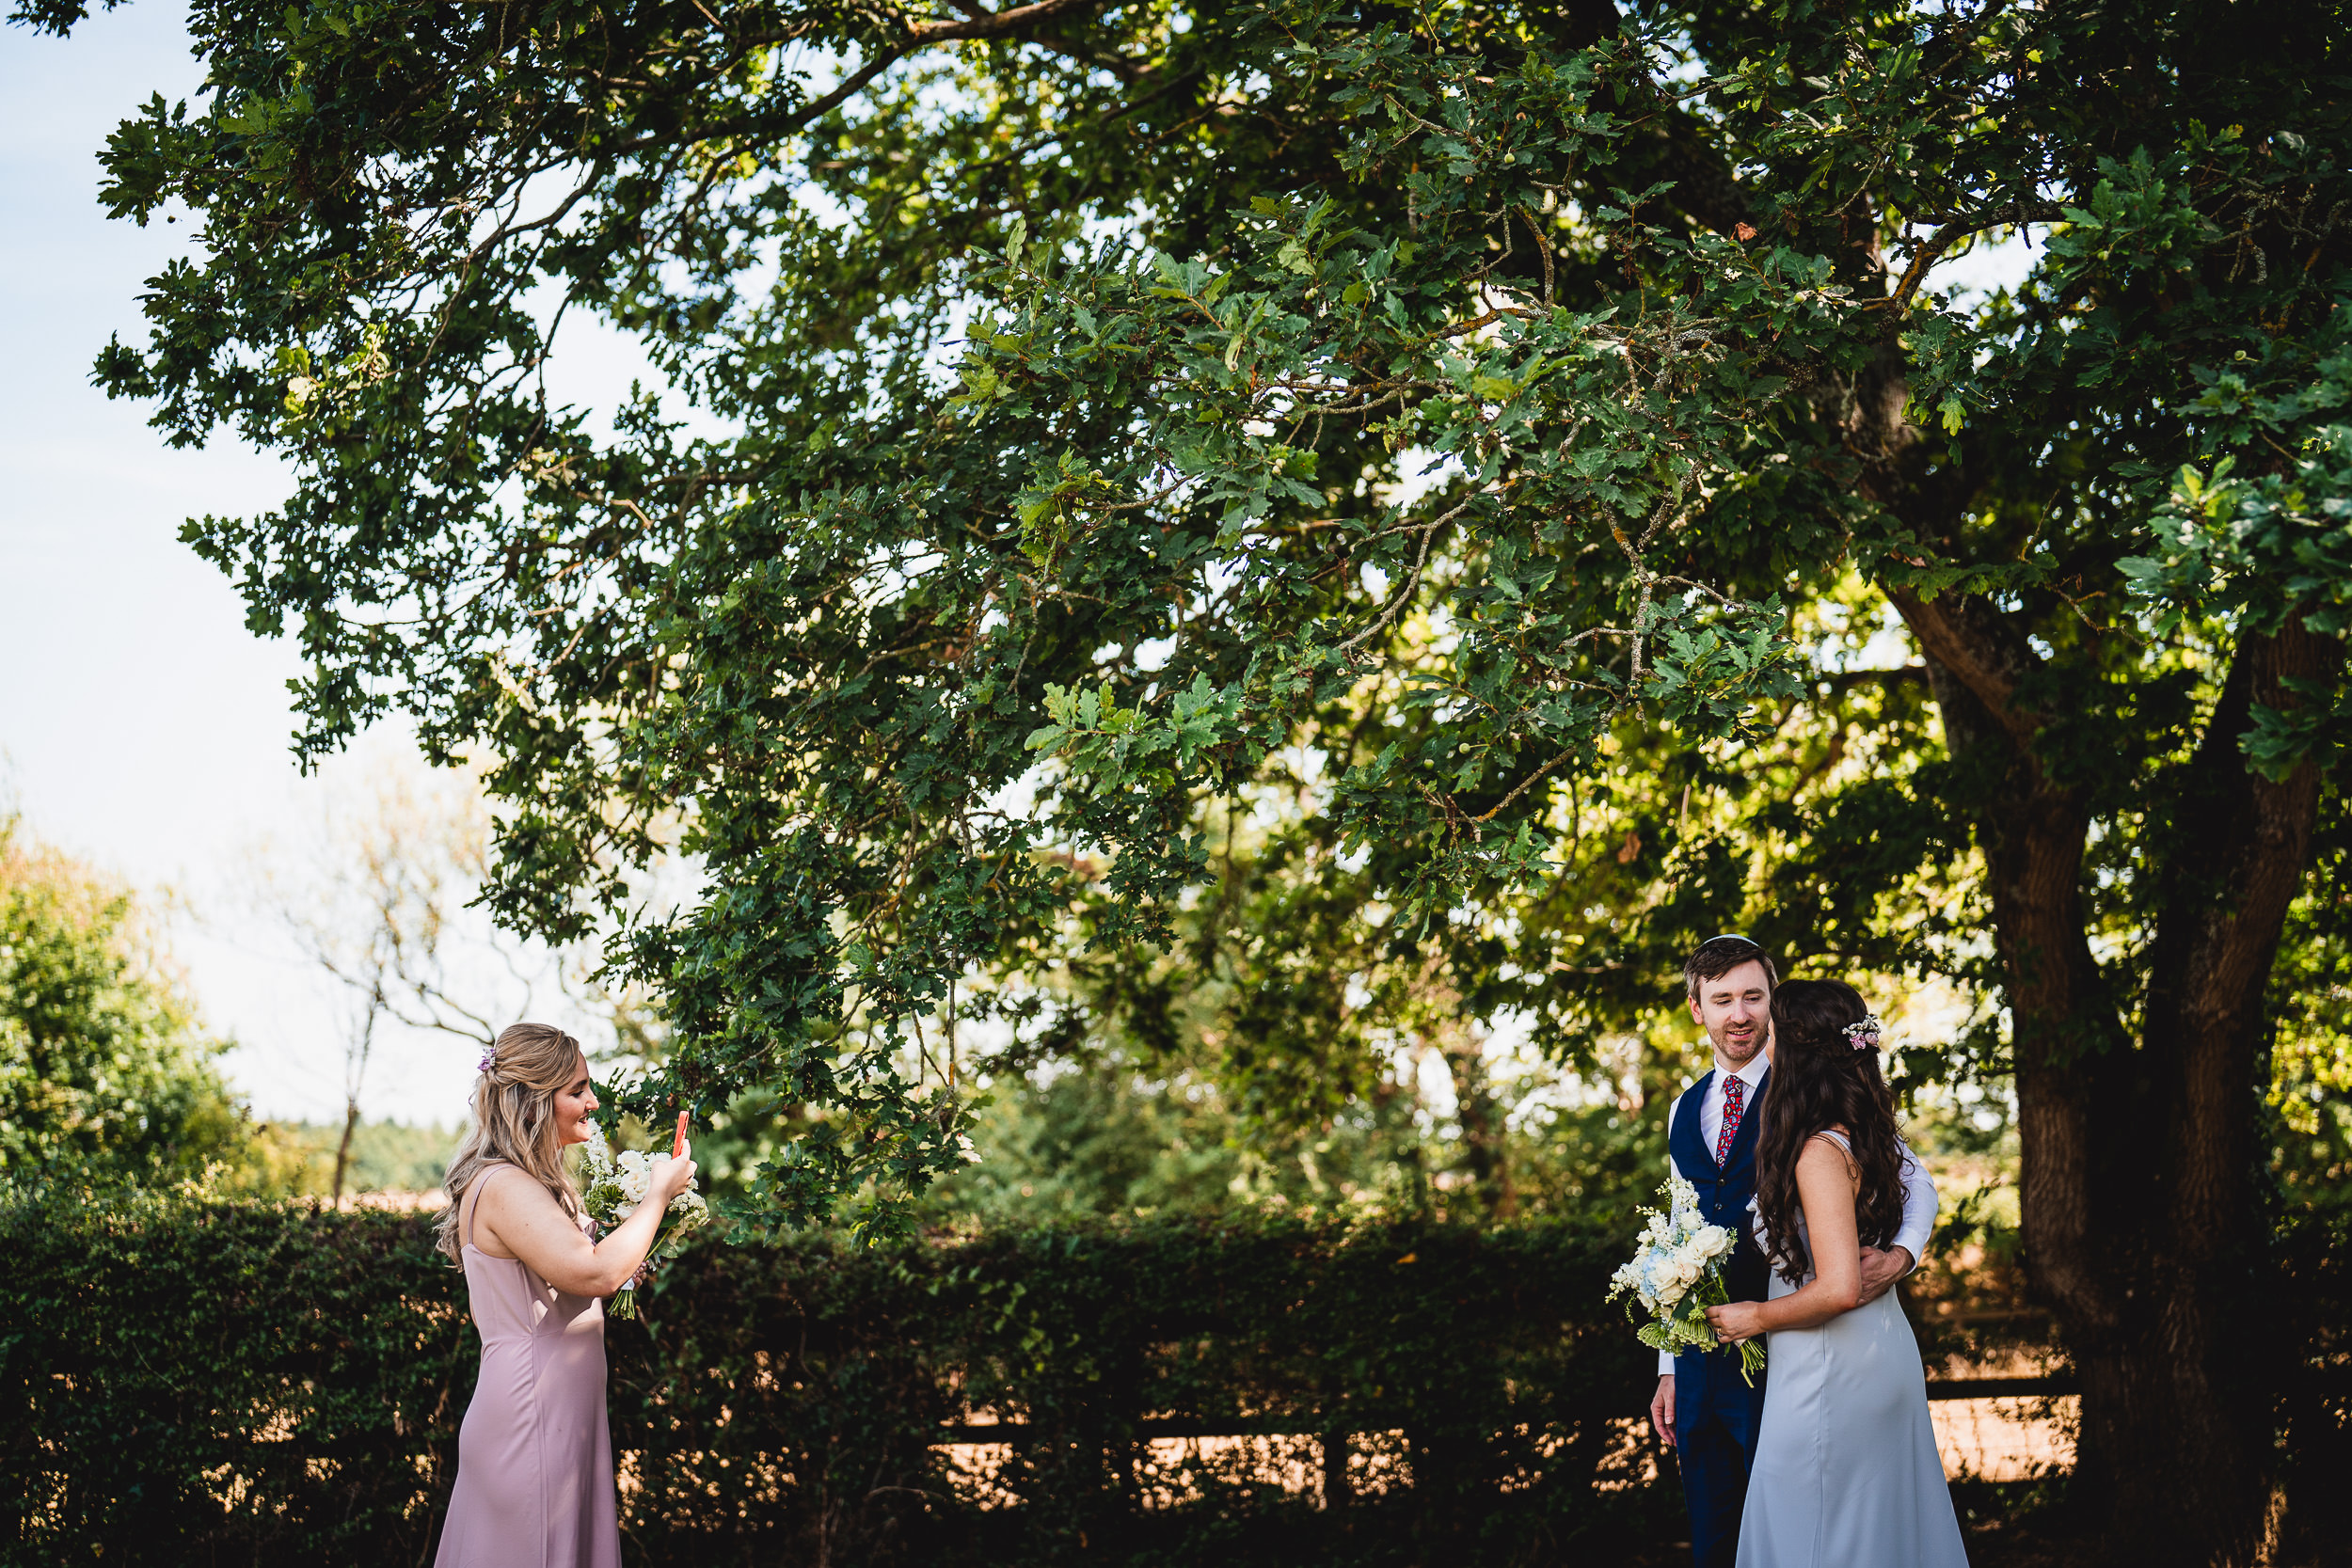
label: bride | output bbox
[1704,979,1969,1567]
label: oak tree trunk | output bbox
[1898,593,2334,1567]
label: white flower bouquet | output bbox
[1608,1173,1766,1384]
[580,1139,709,1320]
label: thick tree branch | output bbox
[909,0,1098,42]
[1887,587,2047,749]
[2143,617,2340,1242]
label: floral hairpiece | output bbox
[478,1048,497,1074]
[1843,1015,1884,1051]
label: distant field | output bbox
[258,1119,463,1195]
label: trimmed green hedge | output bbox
[0,1193,1679,1565]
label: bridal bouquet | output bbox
[1608,1173,1767,1384]
[580,1139,709,1320]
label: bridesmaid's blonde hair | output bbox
[436,1022,587,1263]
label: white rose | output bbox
[615,1148,655,1204]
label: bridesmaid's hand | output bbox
[651,1144,698,1204]
[1706,1300,1768,1344]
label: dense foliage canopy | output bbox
[3,0,2123,1206]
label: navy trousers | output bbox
[1673,1344,1768,1568]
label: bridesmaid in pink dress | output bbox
[430,1023,696,1568]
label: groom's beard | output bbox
[1714,1025,1764,1065]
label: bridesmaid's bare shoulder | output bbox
[470,1163,554,1259]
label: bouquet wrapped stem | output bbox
[1609,1175,1767,1386]
[580,1140,708,1320]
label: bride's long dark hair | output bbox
[1753,979,1909,1285]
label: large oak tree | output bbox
[24,0,2351,1556]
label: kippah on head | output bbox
[1683,933,1781,998]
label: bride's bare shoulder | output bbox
[1803,1127,1860,1177]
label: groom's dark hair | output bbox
[1683,934,1780,1000]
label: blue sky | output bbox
[0,2,484,1122]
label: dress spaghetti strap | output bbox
[458,1162,511,1252]
[459,1176,479,1252]
[1809,1129,1858,1175]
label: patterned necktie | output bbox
[1715,1074,1746,1166]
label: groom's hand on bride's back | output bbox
[1648,1375,1677,1447]
[1855,1245,1915,1306]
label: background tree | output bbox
[0,813,254,1182]
[252,766,554,1197]
[25,0,2352,1557]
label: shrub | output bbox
[0,1191,1673,1565]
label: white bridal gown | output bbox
[1738,1133,1969,1568]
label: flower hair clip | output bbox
[478,1049,497,1074]
[1843,1015,1884,1051]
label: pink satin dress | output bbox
[435,1164,621,1568]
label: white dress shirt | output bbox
[1689,1051,1772,1154]
[1656,1053,1938,1375]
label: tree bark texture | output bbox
[1893,586,2336,1567]
[332,1099,359,1204]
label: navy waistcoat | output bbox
[1670,1068,1771,1306]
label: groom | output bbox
[1647,934,1938,1568]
